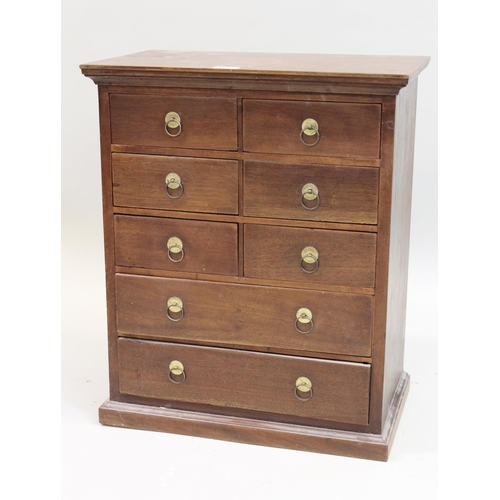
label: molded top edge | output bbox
[80,50,430,84]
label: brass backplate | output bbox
[167,296,183,313]
[296,376,312,392]
[167,236,183,253]
[302,183,318,200]
[296,307,313,323]
[301,246,319,264]
[165,111,181,128]
[165,172,181,189]
[301,118,319,136]
[169,360,184,376]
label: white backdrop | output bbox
[62,1,438,498]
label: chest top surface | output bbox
[80,50,429,85]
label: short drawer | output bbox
[115,274,373,357]
[243,99,381,158]
[114,216,238,276]
[243,160,379,224]
[110,94,238,150]
[112,154,238,214]
[117,338,371,425]
[244,224,376,288]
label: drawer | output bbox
[244,224,376,288]
[243,160,379,224]
[110,94,238,150]
[117,338,371,425]
[112,154,238,214]
[115,274,373,357]
[114,215,238,276]
[243,99,381,158]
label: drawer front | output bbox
[118,338,371,425]
[243,161,379,224]
[114,216,238,276]
[110,94,238,150]
[115,274,373,357]
[112,154,239,214]
[243,99,381,158]
[244,224,376,288]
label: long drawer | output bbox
[117,338,371,425]
[115,274,373,357]
[114,215,238,276]
[244,224,377,288]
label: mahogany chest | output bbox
[81,51,429,461]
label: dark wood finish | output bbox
[82,51,428,460]
[243,99,381,159]
[99,371,410,462]
[112,207,379,233]
[117,338,371,425]
[81,50,429,86]
[112,154,238,214]
[110,94,238,150]
[244,224,377,288]
[114,266,375,296]
[243,160,379,224]
[115,274,373,357]
[114,215,238,276]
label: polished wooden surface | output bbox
[110,94,238,150]
[243,99,381,158]
[243,160,379,224]
[81,50,430,85]
[244,224,377,288]
[112,154,239,214]
[117,338,371,425]
[82,51,428,460]
[114,215,238,276]
[99,371,410,461]
[115,274,373,357]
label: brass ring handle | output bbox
[300,246,319,274]
[165,172,184,199]
[300,118,320,147]
[167,236,184,262]
[168,360,186,384]
[166,296,184,322]
[165,112,182,137]
[295,308,314,334]
[295,377,313,401]
[300,183,320,210]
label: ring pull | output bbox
[167,236,184,262]
[165,172,184,199]
[295,377,313,401]
[300,246,319,274]
[295,308,314,334]
[300,183,320,210]
[166,296,184,322]
[165,112,182,137]
[300,118,320,147]
[168,360,186,384]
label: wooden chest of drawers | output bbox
[81,51,429,461]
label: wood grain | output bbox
[117,338,371,425]
[244,224,377,288]
[115,274,374,357]
[114,215,238,276]
[110,94,238,150]
[99,371,410,461]
[112,153,238,214]
[243,99,381,159]
[243,160,379,224]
